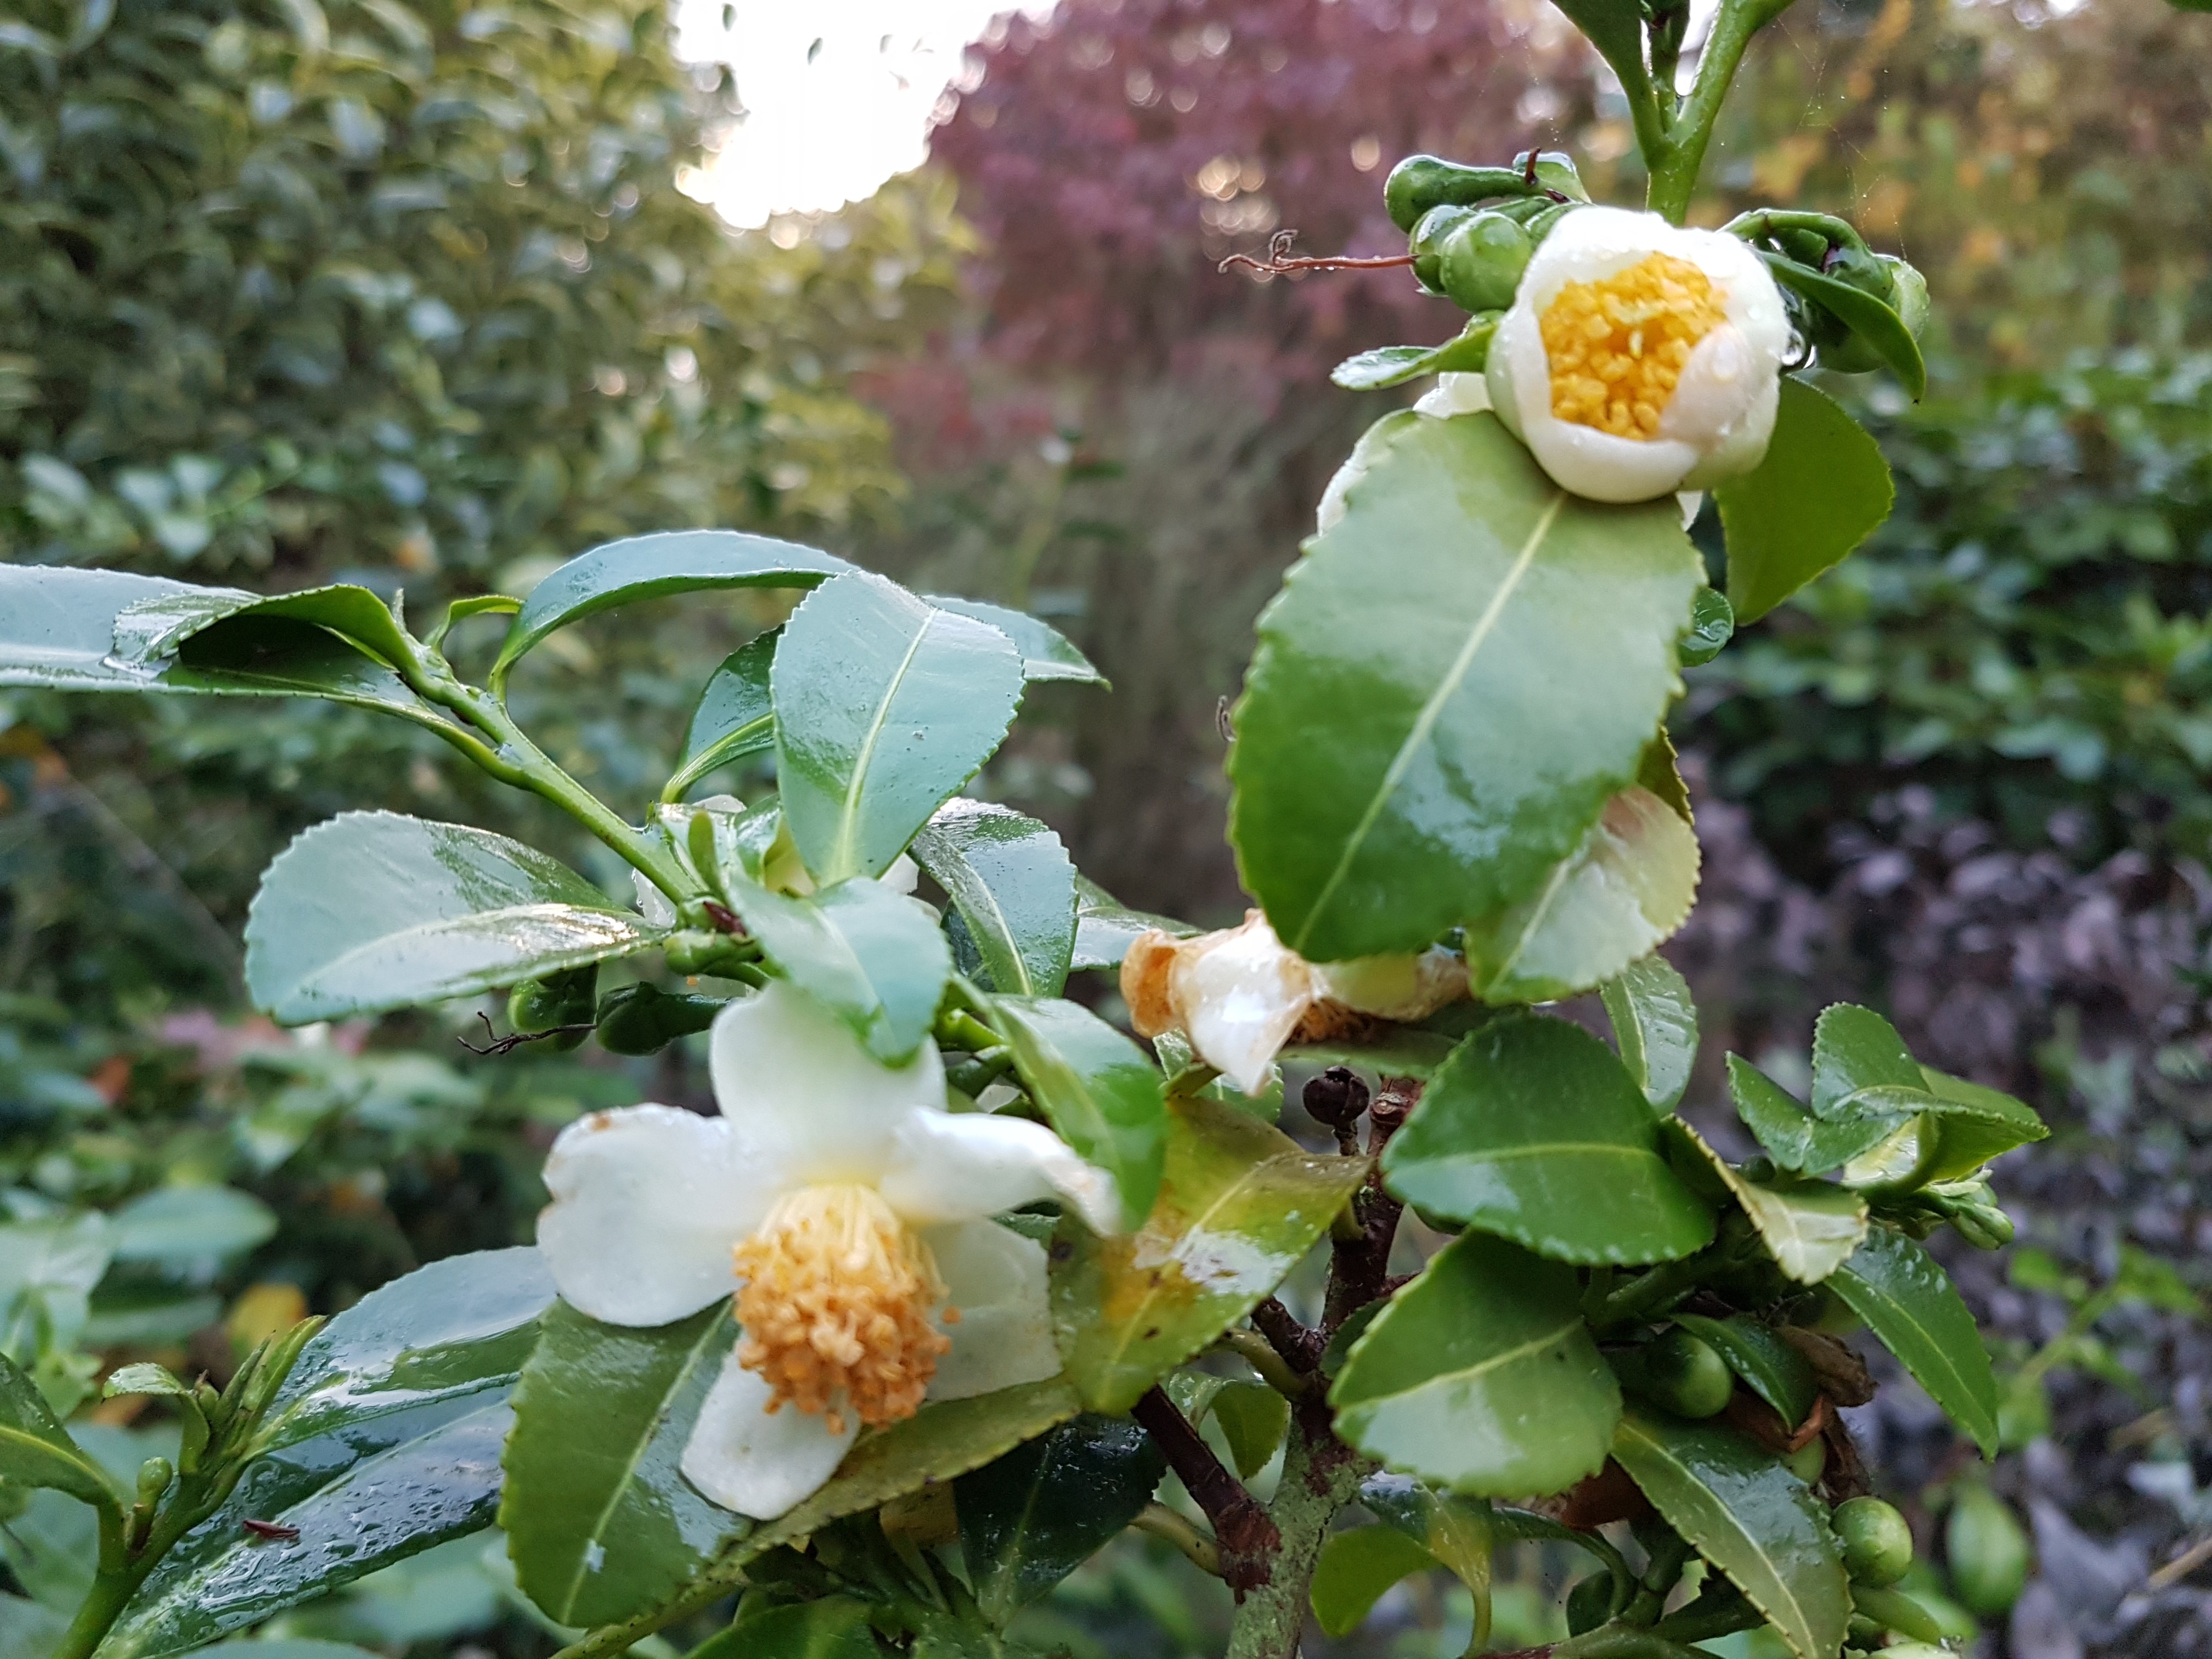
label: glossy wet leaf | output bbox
[1052,1094,1369,1413]
[0,568,422,712]
[501,1301,747,1628]
[1601,954,1699,1113]
[112,580,413,668]
[1670,1314,1819,1427]
[1460,785,1701,1004]
[0,1352,119,1514]
[244,812,667,1025]
[913,800,1077,997]
[100,1251,555,1655]
[1717,378,1895,625]
[956,1412,1166,1623]
[1330,317,1496,391]
[668,628,780,802]
[1830,1227,1999,1455]
[1359,1474,1495,1650]
[774,571,1025,883]
[1679,1124,1868,1284]
[991,996,1166,1228]
[723,874,951,1064]
[1760,255,1928,398]
[928,596,1105,686]
[1231,410,1701,962]
[494,529,851,676]
[1311,1525,1442,1636]
[1330,1232,1621,1498]
[1810,1005,1932,1121]
[1611,1408,1851,1659]
[1383,1016,1714,1265]
[1680,585,1735,665]
[1912,1069,2049,1181]
[1728,1057,1907,1177]
[1070,877,1197,972]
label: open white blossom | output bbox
[1120,911,1466,1096]
[536,980,1114,1520]
[1485,207,1789,504]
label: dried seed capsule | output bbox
[1302,1066,1370,1130]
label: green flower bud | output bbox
[1645,1326,1736,1419]
[1384,154,1534,232]
[135,1455,174,1505]
[593,982,726,1056]
[1566,1570,1616,1635]
[1834,1496,1914,1586]
[1409,204,1478,293]
[1820,253,1929,373]
[1786,1437,1829,1486]
[1948,1199,2015,1251]
[1946,1485,2030,1618]
[507,964,599,1050]
[1437,212,1534,314]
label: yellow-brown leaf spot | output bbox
[1539,252,1726,439]
[733,1183,951,1434]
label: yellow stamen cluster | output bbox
[1540,252,1726,439]
[733,1183,953,1434]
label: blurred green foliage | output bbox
[1692,354,2212,864]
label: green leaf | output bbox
[1610,1408,1852,1659]
[1282,1026,1466,1081]
[1212,1380,1291,1480]
[1912,1068,2049,1181]
[774,571,1026,884]
[1675,1124,1868,1284]
[0,568,420,712]
[1070,877,1193,972]
[1601,954,1699,1113]
[1230,410,1701,962]
[913,801,1077,998]
[1829,1227,1999,1455]
[927,596,1106,686]
[1669,1314,1818,1427]
[193,1644,387,1659]
[111,581,414,670]
[0,1351,120,1514]
[500,1301,747,1628]
[243,811,667,1024]
[1680,585,1735,665]
[1460,784,1701,1004]
[1383,1016,1714,1265]
[1810,1005,1932,1121]
[1052,1095,1369,1413]
[98,1250,555,1657]
[666,627,780,802]
[707,1597,882,1659]
[109,1186,276,1266]
[1358,1474,1496,1650]
[1330,1232,1622,1498]
[1758,255,1928,399]
[1717,378,1895,625]
[956,1412,1166,1624]
[723,875,951,1064]
[494,529,852,678]
[1311,1525,1442,1636]
[1728,1057,1906,1177]
[990,996,1167,1227]
[1330,317,1497,392]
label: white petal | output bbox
[708,980,943,1187]
[1173,912,1316,1097]
[632,870,676,928]
[1678,364,1780,490]
[1412,371,1492,420]
[1677,490,1705,531]
[537,1105,772,1326]
[680,1351,857,1519]
[923,1218,1062,1401]
[879,1109,1121,1234]
[878,854,920,895]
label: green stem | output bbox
[1215,1329,1312,1400]
[1718,208,1868,253]
[1644,0,1800,222]
[1133,1501,1224,1577]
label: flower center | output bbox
[1540,252,1727,441]
[732,1183,953,1434]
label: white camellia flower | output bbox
[536,980,1115,1521]
[1121,911,1466,1096]
[1485,206,1790,504]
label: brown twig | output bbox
[1131,1386,1280,1593]
[1251,1296,1322,1374]
[1324,1077,1418,1331]
[456,1012,592,1057]
[1218,229,1418,279]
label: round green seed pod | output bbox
[1645,1327,1736,1419]
[1819,253,1929,373]
[1785,1437,1829,1486]
[1565,1571,1616,1636]
[1834,1496,1915,1586]
[507,964,598,1051]
[1946,1484,2030,1618]
[1409,204,1477,294]
[594,983,726,1056]
[1437,212,1534,314]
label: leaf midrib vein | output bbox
[832,613,935,879]
[1291,491,1567,955]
